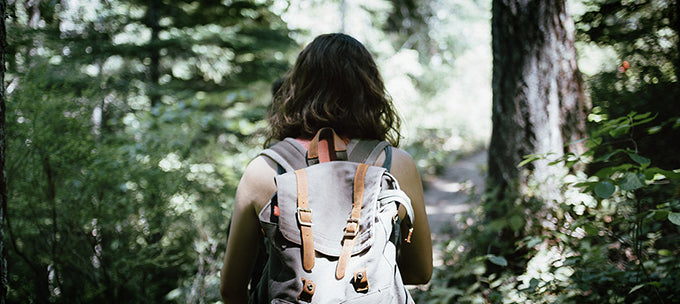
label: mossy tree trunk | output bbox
[489,0,587,202]
[1,0,7,301]
[486,0,588,261]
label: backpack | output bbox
[252,128,416,304]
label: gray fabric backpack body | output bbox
[253,128,416,304]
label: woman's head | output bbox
[266,33,401,146]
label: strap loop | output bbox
[352,269,369,293]
[307,127,348,165]
[298,278,315,302]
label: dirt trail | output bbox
[421,150,487,265]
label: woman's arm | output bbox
[220,156,277,303]
[388,148,433,284]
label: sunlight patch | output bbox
[159,153,182,172]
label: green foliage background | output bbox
[4,0,678,303]
[6,0,293,302]
[414,1,680,303]
[4,0,490,302]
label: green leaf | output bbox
[488,219,506,232]
[618,172,645,191]
[548,158,563,166]
[594,180,616,198]
[567,138,587,146]
[518,154,541,168]
[629,281,661,295]
[529,278,540,290]
[565,160,579,168]
[609,125,631,137]
[593,164,634,179]
[583,223,599,235]
[633,115,657,126]
[627,152,651,167]
[633,112,652,120]
[573,181,596,189]
[526,237,543,248]
[487,255,508,267]
[658,249,672,256]
[594,149,626,163]
[509,215,524,232]
[669,212,680,226]
[585,136,603,149]
[653,210,669,221]
[629,284,645,295]
[644,167,680,180]
[647,125,662,134]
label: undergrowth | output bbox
[414,112,680,303]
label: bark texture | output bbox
[489,0,588,201]
[1,0,7,301]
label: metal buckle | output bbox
[344,218,360,238]
[296,207,313,227]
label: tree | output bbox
[489,0,588,199]
[486,0,588,256]
[576,0,680,170]
[4,0,294,302]
[0,0,7,302]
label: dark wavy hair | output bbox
[265,33,401,147]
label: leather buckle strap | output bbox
[335,163,369,280]
[343,218,359,238]
[295,169,315,272]
[296,207,313,227]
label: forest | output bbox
[0,0,678,303]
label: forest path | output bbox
[421,149,487,266]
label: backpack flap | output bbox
[273,161,385,257]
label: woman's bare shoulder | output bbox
[390,147,415,162]
[388,147,419,177]
[243,155,278,182]
[236,155,278,212]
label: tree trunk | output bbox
[1,0,8,301]
[674,1,680,85]
[148,0,161,108]
[488,0,588,203]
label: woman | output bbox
[220,33,432,303]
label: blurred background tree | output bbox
[6,0,293,302]
[1,0,8,302]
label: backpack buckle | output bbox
[296,207,313,227]
[344,218,360,238]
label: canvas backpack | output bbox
[252,128,416,304]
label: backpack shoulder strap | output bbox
[348,139,391,170]
[260,138,308,173]
[262,138,392,172]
